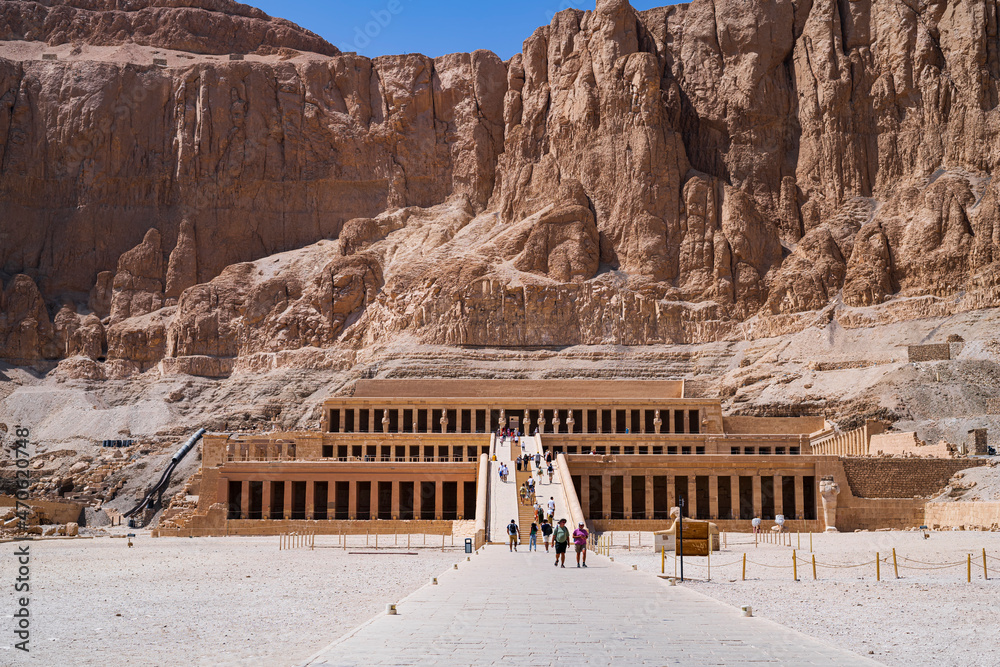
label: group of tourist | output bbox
[506,516,589,567]
[496,462,510,483]
[518,478,536,505]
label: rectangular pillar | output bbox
[582,409,589,434]
[283,480,293,519]
[667,409,674,434]
[370,481,379,520]
[433,481,442,520]
[458,479,466,519]
[708,474,718,519]
[262,482,272,520]
[730,476,740,521]
[773,474,784,518]
[752,476,762,518]
[602,475,612,520]
[348,480,357,519]
[794,476,803,521]
[687,476,695,518]
[413,479,422,519]
[666,474,676,511]
[645,475,655,518]
[623,474,633,518]
[391,481,400,519]
[240,481,249,519]
[305,481,315,519]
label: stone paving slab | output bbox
[303,545,880,666]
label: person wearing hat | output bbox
[552,518,570,567]
[572,521,589,568]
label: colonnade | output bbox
[328,405,703,436]
[227,477,477,522]
[574,473,818,522]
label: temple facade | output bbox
[155,380,938,537]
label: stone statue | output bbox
[566,411,575,433]
[498,409,505,429]
[653,409,662,435]
[537,409,546,433]
[819,476,840,533]
[440,412,449,431]
[552,410,561,431]
[382,409,390,434]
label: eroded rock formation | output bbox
[2,0,1000,374]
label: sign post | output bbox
[678,498,684,582]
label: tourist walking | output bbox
[547,496,556,521]
[547,462,554,483]
[545,450,552,464]
[541,519,552,552]
[516,456,522,472]
[573,522,589,567]
[507,519,520,552]
[519,484,528,505]
[552,518,570,567]
[534,452,541,468]
[529,522,538,551]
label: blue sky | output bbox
[253,1,679,59]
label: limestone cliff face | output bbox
[2,0,1000,370]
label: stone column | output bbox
[262,482,272,520]
[623,474,633,519]
[666,474,676,512]
[339,408,346,433]
[306,481,315,520]
[752,476,762,518]
[348,480,357,520]
[580,475,590,516]
[370,481,379,520]
[240,481,250,519]
[391,481,400,519]
[667,409,674,434]
[774,475,784,519]
[434,481,442,520]
[583,409,589,434]
[709,474,719,519]
[819,476,840,532]
[602,475,612,519]
[283,481,293,519]
[686,476,695,518]
[794,475,804,522]
[645,475,655,520]
[458,480,466,520]
[640,409,646,434]
[626,410,632,434]
[730,477,740,521]
[611,409,617,434]
[413,481,422,520]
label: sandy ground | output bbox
[603,530,1000,667]
[0,535,460,666]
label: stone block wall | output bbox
[924,502,1000,530]
[869,432,954,458]
[907,343,951,362]
[841,459,987,499]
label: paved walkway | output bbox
[303,546,879,666]
[488,436,518,543]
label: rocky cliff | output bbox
[2,0,1000,374]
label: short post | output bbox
[628,533,631,551]
[742,552,746,581]
[661,545,665,574]
[707,544,711,581]
[367,531,369,547]
[968,553,972,583]
[442,534,445,552]
[812,554,817,580]
[893,548,899,579]
[984,548,988,580]
[792,549,797,581]
[797,532,800,550]
[809,532,813,553]
[876,552,880,582]
[407,534,410,549]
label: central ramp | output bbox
[304,547,879,666]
